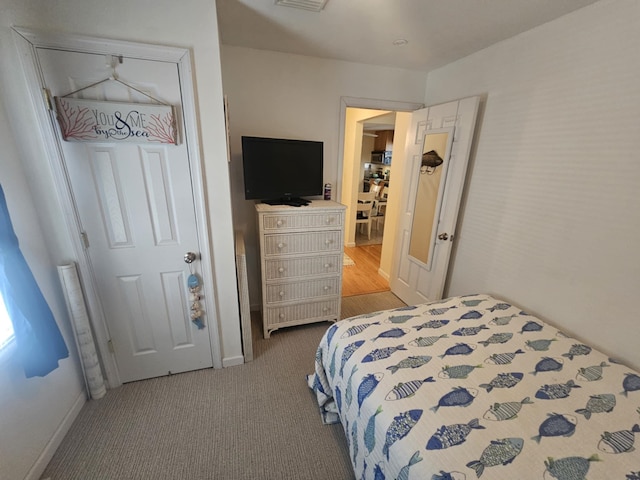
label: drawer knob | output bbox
[278,267,285,273]
[279,291,285,297]
[325,217,331,224]
[278,242,285,249]
[279,313,285,319]
[323,286,330,291]
[322,307,329,312]
[325,239,331,245]
[276,220,283,226]
[324,263,330,269]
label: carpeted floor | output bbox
[41,291,405,480]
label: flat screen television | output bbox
[241,136,323,206]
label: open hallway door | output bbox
[390,96,480,305]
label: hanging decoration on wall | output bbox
[52,57,178,145]
[184,251,205,329]
[54,97,177,144]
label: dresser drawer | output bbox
[262,211,343,231]
[264,254,341,281]
[264,298,340,328]
[263,231,341,256]
[265,276,340,304]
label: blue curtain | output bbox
[0,184,68,377]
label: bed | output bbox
[307,294,640,479]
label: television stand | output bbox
[262,197,310,207]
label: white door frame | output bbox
[12,27,223,387]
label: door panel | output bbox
[390,97,480,305]
[36,48,213,382]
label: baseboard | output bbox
[26,391,86,480]
[345,241,356,248]
[222,355,245,367]
[377,267,390,281]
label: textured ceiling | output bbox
[216,0,600,71]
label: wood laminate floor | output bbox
[342,243,390,297]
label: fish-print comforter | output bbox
[307,294,640,479]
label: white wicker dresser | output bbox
[255,200,346,338]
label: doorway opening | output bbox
[338,100,421,298]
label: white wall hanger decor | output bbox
[54,97,177,144]
[53,61,178,144]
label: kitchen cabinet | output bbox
[374,130,394,151]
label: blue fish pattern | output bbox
[484,349,524,365]
[385,315,416,324]
[598,424,640,454]
[478,332,513,346]
[385,377,435,401]
[458,310,483,321]
[386,355,432,374]
[373,328,408,341]
[576,361,609,382]
[325,323,339,347]
[357,373,384,412]
[532,357,564,375]
[487,303,511,311]
[483,397,533,421]
[452,325,489,336]
[432,387,478,411]
[408,334,448,347]
[340,340,364,376]
[306,295,640,479]
[345,365,358,407]
[439,364,483,379]
[393,305,418,311]
[382,409,422,460]
[544,455,600,480]
[519,320,543,333]
[440,342,476,358]
[466,437,524,477]
[461,298,484,306]
[396,451,422,480]
[428,306,457,315]
[413,319,450,330]
[622,373,640,396]
[362,345,407,363]
[364,405,383,454]
[562,343,592,360]
[341,322,381,338]
[489,314,516,326]
[426,418,485,450]
[575,393,616,419]
[525,338,556,351]
[480,372,523,393]
[532,413,577,442]
[535,380,581,400]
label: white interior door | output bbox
[390,96,480,305]
[36,48,213,382]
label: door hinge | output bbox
[80,231,90,249]
[42,88,53,111]
[107,339,115,353]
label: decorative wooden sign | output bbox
[54,97,177,144]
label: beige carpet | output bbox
[41,291,405,480]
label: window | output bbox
[0,292,14,349]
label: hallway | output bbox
[342,243,390,297]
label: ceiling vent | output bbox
[275,0,328,12]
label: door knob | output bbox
[438,233,449,241]
[184,252,197,264]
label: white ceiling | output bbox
[216,0,600,72]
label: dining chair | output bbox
[355,191,376,240]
